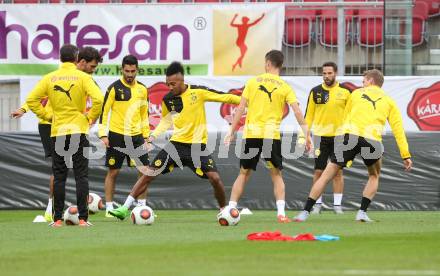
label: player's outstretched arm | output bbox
[10,104,27,119]
[224,97,247,145]
[203,89,241,105]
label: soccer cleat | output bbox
[294,210,310,222]
[333,205,344,215]
[311,203,322,215]
[79,219,93,227]
[108,206,130,220]
[277,215,292,223]
[44,212,53,222]
[50,220,63,227]
[105,210,114,218]
[355,210,373,222]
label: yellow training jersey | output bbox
[152,84,240,144]
[26,62,103,137]
[343,85,411,159]
[305,82,351,137]
[242,73,297,140]
[21,100,52,125]
[98,78,149,138]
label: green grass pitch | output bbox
[0,210,439,276]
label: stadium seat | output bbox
[399,0,429,46]
[357,9,384,47]
[85,0,110,3]
[319,9,355,47]
[284,8,317,47]
[157,0,184,2]
[266,0,292,2]
[120,0,146,2]
[12,0,39,3]
[416,0,440,17]
[193,0,221,2]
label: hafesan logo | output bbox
[213,10,279,76]
[408,82,440,131]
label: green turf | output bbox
[0,210,439,276]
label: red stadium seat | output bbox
[121,0,146,2]
[319,9,355,47]
[193,0,220,2]
[85,0,110,3]
[157,0,183,2]
[416,0,440,17]
[399,1,429,46]
[12,0,39,3]
[284,8,317,47]
[357,9,383,47]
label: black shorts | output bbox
[105,131,149,169]
[331,134,384,168]
[38,123,52,158]
[240,139,282,171]
[313,136,336,170]
[151,141,217,179]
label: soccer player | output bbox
[11,46,102,222]
[109,61,241,220]
[294,69,412,222]
[224,50,312,223]
[304,62,351,215]
[98,55,150,217]
[26,44,103,227]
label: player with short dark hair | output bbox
[224,49,312,223]
[305,62,351,215]
[108,61,241,220]
[295,69,412,222]
[99,54,150,216]
[11,46,103,222]
[26,44,103,227]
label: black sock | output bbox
[304,197,317,212]
[360,197,371,212]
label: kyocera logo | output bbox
[0,10,190,61]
